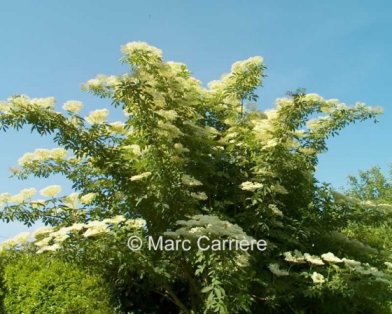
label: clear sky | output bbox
[0,0,391,238]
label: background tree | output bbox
[343,166,392,253]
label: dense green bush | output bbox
[2,254,116,314]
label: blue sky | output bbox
[0,0,391,238]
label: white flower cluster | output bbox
[30,97,56,110]
[181,174,203,187]
[157,121,184,139]
[121,41,163,59]
[2,96,56,112]
[40,185,62,198]
[32,216,145,254]
[311,272,325,284]
[63,100,83,114]
[122,144,142,156]
[166,61,189,76]
[321,252,343,263]
[283,250,307,264]
[0,188,37,205]
[164,215,254,242]
[306,117,330,131]
[105,75,122,87]
[18,148,68,166]
[268,263,289,277]
[350,264,390,281]
[240,181,263,192]
[23,191,97,210]
[231,56,264,73]
[269,204,283,218]
[0,101,11,113]
[263,139,279,150]
[109,121,127,134]
[304,253,325,265]
[252,120,275,142]
[342,258,362,268]
[80,193,97,205]
[276,93,345,117]
[82,74,128,92]
[275,97,294,110]
[190,192,208,201]
[63,192,79,208]
[82,220,109,238]
[156,109,178,121]
[4,95,56,111]
[0,232,30,251]
[303,93,325,103]
[0,193,11,206]
[174,143,190,154]
[82,74,108,90]
[281,250,391,285]
[130,172,152,181]
[207,56,263,108]
[283,250,345,266]
[85,109,109,125]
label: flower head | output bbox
[121,41,163,59]
[20,188,37,199]
[83,221,109,237]
[311,272,325,284]
[123,144,141,156]
[33,226,54,238]
[37,243,61,254]
[12,232,30,244]
[40,185,61,198]
[284,250,306,264]
[109,121,126,134]
[190,192,208,201]
[131,172,152,181]
[240,181,263,192]
[18,152,35,166]
[268,263,289,277]
[103,215,126,224]
[80,193,97,205]
[343,258,361,268]
[63,192,79,208]
[63,100,83,114]
[67,223,86,232]
[182,174,203,187]
[321,252,343,263]
[34,149,51,161]
[304,253,325,266]
[156,109,178,121]
[0,193,11,206]
[50,148,68,160]
[31,97,56,110]
[85,109,109,125]
[34,237,52,247]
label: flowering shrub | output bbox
[0,42,391,312]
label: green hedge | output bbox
[2,254,116,314]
